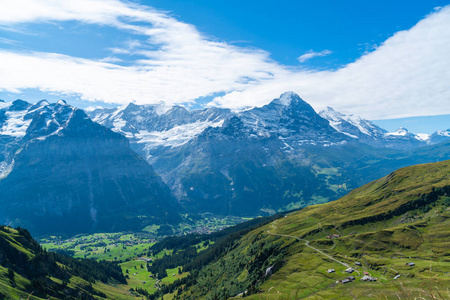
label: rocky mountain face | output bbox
[87,102,232,163]
[1,93,449,229]
[0,100,180,235]
[87,92,450,216]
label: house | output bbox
[355,262,362,266]
[332,234,341,238]
[363,271,369,275]
[406,262,415,266]
[338,277,355,284]
[361,275,377,281]
[326,236,332,239]
[345,268,355,273]
[327,269,335,273]
[394,274,401,279]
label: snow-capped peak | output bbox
[387,127,410,136]
[57,99,67,105]
[37,100,50,106]
[434,129,450,137]
[416,133,431,141]
[319,106,385,138]
[278,91,298,106]
[320,106,346,121]
[153,101,173,115]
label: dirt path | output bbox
[267,221,359,274]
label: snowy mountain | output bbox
[239,92,348,147]
[429,128,450,144]
[0,100,180,235]
[2,93,449,223]
[319,106,387,140]
[318,106,440,149]
[87,102,232,161]
[85,92,450,215]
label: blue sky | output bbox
[145,0,445,67]
[0,0,449,131]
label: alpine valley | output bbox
[0,93,450,299]
[1,92,450,235]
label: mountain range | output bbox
[1,92,449,234]
[0,100,180,235]
[87,92,450,215]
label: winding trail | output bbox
[267,221,360,275]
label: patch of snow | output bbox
[278,91,296,106]
[136,120,224,148]
[416,133,430,141]
[0,160,14,179]
[154,101,173,115]
[320,106,375,136]
[385,127,409,136]
[435,130,450,137]
[0,110,32,137]
[112,119,127,131]
[342,132,359,139]
[0,101,12,110]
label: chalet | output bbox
[355,262,362,266]
[363,271,369,275]
[361,275,377,281]
[337,277,355,284]
[394,274,401,279]
[326,236,332,239]
[406,262,415,266]
[345,268,355,273]
[332,234,341,238]
[327,269,335,273]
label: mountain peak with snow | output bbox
[277,91,299,106]
[319,106,387,141]
[388,127,410,136]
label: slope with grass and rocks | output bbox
[0,225,138,299]
[165,160,450,299]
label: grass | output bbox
[174,160,450,299]
[41,230,195,297]
[238,161,450,299]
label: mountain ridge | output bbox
[0,100,181,236]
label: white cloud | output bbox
[297,49,332,63]
[212,6,450,119]
[0,1,449,119]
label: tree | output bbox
[7,268,14,280]
[7,268,15,286]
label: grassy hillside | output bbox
[172,160,450,299]
[0,226,137,299]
